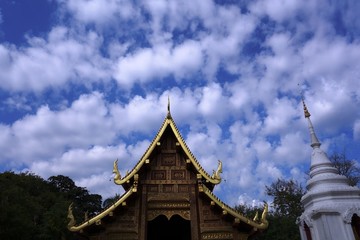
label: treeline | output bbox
[0,172,102,240]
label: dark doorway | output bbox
[147,214,191,240]
[352,214,360,240]
[304,222,312,240]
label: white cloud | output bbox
[0,27,110,92]
[354,120,360,141]
[63,0,137,25]
[303,82,359,135]
[273,132,310,165]
[113,40,204,87]
[110,94,165,135]
[1,93,112,163]
[198,83,228,122]
[250,0,302,22]
[76,171,124,200]
[31,145,128,178]
[302,37,360,88]
[263,97,298,135]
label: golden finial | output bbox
[298,83,311,118]
[302,97,311,118]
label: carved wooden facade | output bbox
[68,109,268,240]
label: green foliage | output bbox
[235,179,305,240]
[48,175,102,223]
[329,152,360,187]
[0,172,102,240]
[0,172,71,239]
[265,179,304,218]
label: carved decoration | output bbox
[143,179,193,185]
[148,201,190,209]
[107,232,137,240]
[163,185,173,192]
[161,154,176,166]
[151,170,166,180]
[147,210,191,221]
[148,185,158,192]
[343,206,360,223]
[172,170,186,180]
[178,185,189,192]
[201,232,233,239]
[148,194,189,201]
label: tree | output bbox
[48,175,102,222]
[329,152,360,187]
[265,179,304,218]
[235,179,305,240]
[260,179,305,240]
[0,172,102,240]
[0,172,72,240]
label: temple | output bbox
[298,100,360,240]
[67,101,268,240]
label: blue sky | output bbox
[0,0,360,206]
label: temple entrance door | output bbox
[147,214,191,240]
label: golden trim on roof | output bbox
[113,115,222,186]
[67,185,137,232]
[199,183,269,230]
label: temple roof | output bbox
[112,110,222,189]
[67,103,268,234]
[68,176,268,232]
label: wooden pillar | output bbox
[139,185,147,240]
[190,184,200,240]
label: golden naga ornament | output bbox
[67,203,76,229]
[113,159,121,181]
[211,160,222,181]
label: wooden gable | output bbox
[68,110,268,240]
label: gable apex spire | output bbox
[167,95,171,119]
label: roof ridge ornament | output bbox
[211,160,222,181]
[113,159,121,182]
[302,97,311,119]
[167,95,171,119]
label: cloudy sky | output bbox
[0,0,359,206]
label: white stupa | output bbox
[298,100,360,240]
